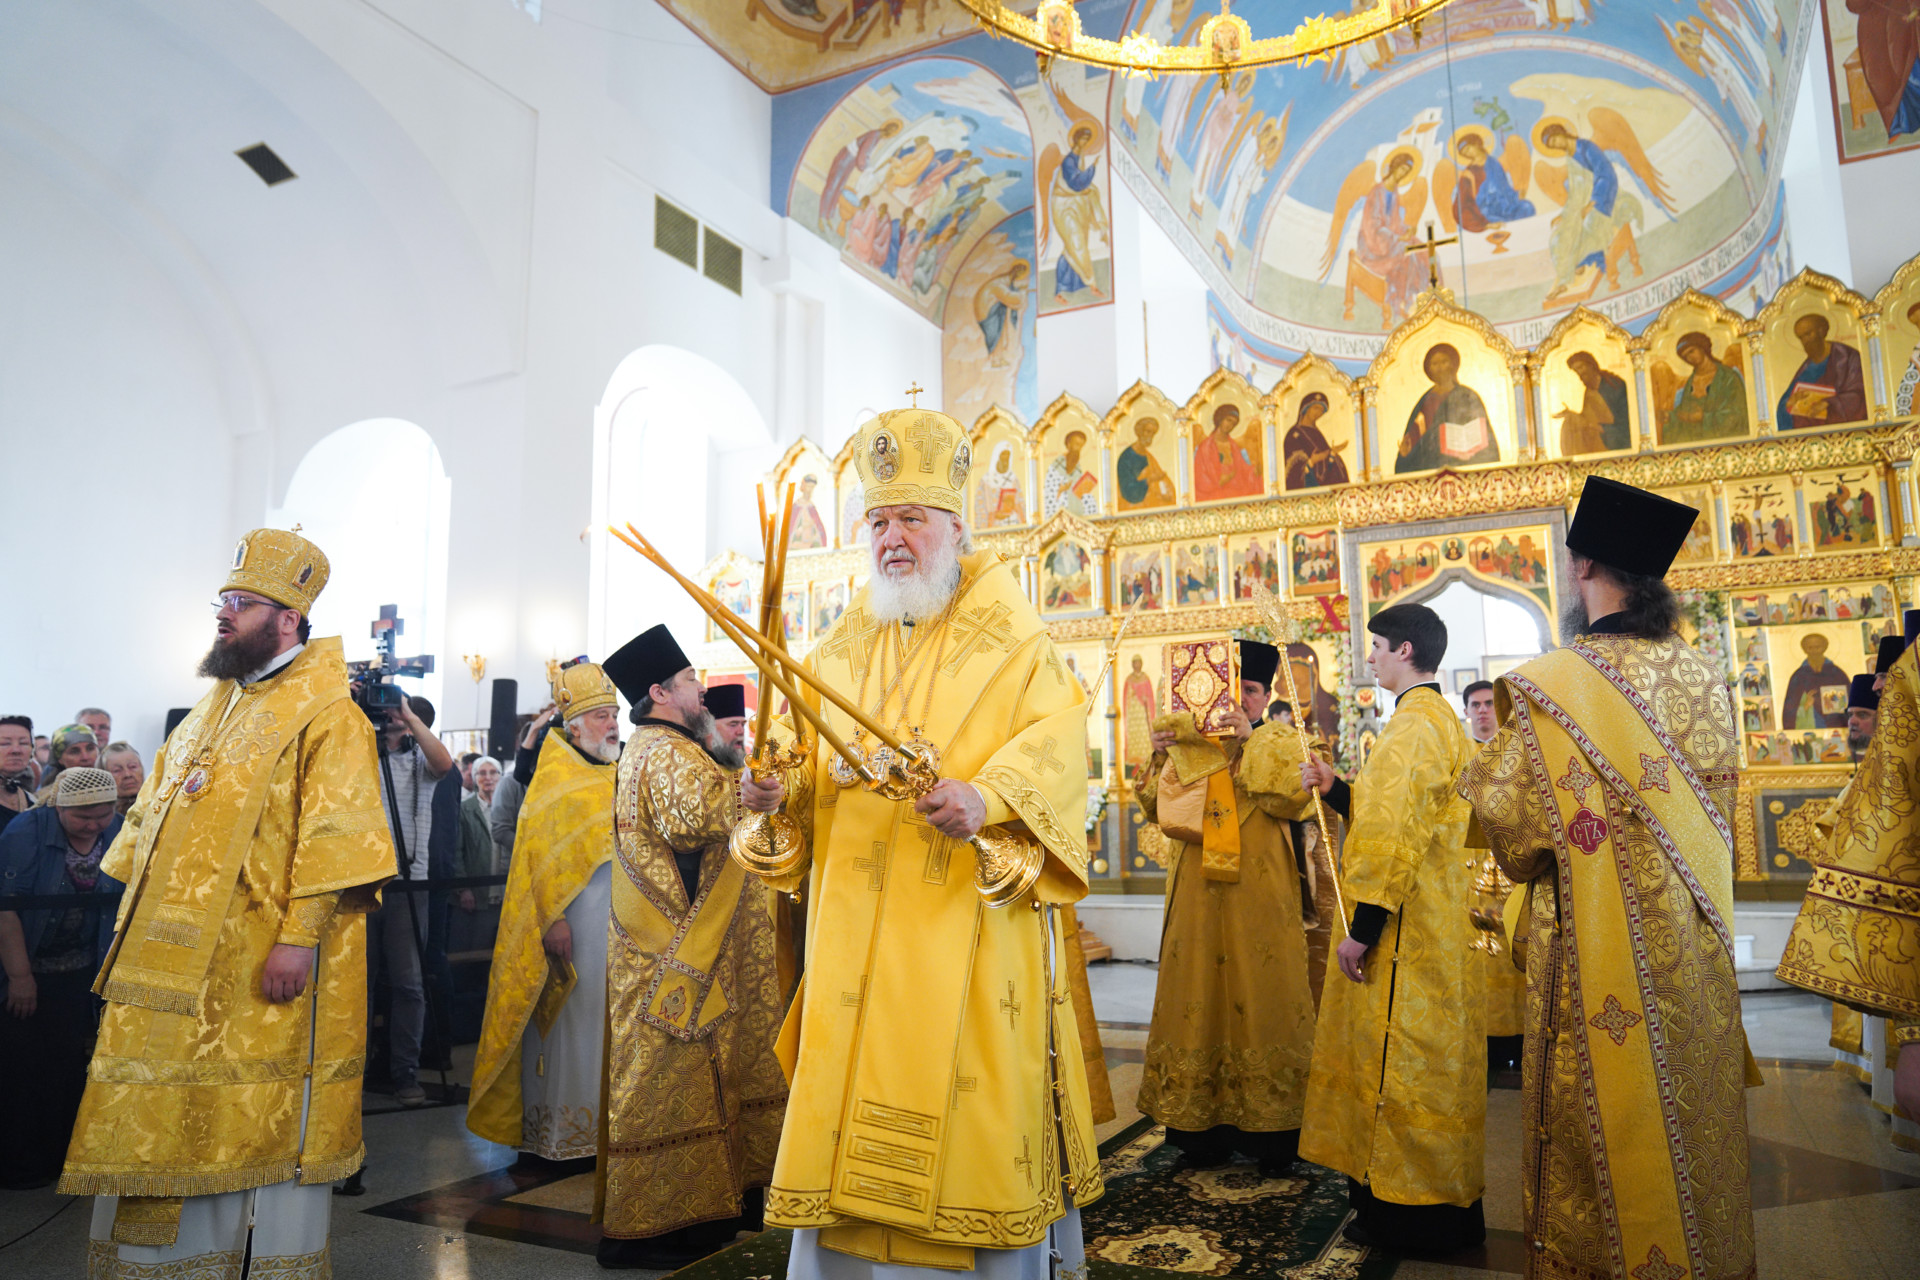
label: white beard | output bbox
[869,537,963,624]
[571,723,622,763]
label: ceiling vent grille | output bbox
[654,197,699,270]
[703,227,743,295]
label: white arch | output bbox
[588,346,773,665]
[273,419,452,712]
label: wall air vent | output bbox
[703,227,743,295]
[655,197,700,270]
[236,143,296,186]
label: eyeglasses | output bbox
[211,594,284,615]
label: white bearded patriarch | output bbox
[866,504,973,624]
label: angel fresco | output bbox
[1037,85,1109,304]
[1660,16,1768,162]
[1395,343,1499,473]
[1435,125,1535,254]
[1322,146,1429,327]
[1213,108,1290,270]
[1532,114,1676,305]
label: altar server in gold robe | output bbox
[1135,640,1318,1176]
[1299,602,1485,1256]
[1818,671,1881,1083]
[595,625,790,1269]
[468,660,621,1163]
[738,404,1101,1276]
[1464,679,1525,1076]
[1459,478,1758,1280]
[1779,629,1920,1131]
[61,529,394,1278]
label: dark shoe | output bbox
[1341,1217,1373,1248]
[597,1237,708,1270]
[393,1079,427,1107]
[1258,1157,1296,1179]
[333,1169,366,1197]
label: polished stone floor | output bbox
[2,971,1915,1278]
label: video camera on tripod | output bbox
[347,604,435,729]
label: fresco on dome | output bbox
[1819,0,1920,161]
[787,59,1034,324]
[1115,0,1807,350]
[942,210,1040,424]
[656,1,981,92]
[1033,64,1116,313]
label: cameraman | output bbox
[368,694,451,1106]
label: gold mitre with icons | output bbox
[853,394,972,516]
[551,660,618,720]
[223,525,330,615]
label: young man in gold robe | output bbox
[61,528,395,1277]
[1135,639,1318,1176]
[1299,602,1485,1256]
[1818,670,1881,1084]
[1779,630,1920,1136]
[1464,678,1526,1077]
[595,625,790,1269]
[738,404,1101,1277]
[468,660,621,1164]
[1459,478,1758,1280]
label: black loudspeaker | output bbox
[488,679,518,762]
[164,708,191,744]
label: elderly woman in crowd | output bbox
[0,717,32,836]
[33,724,99,805]
[458,756,502,912]
[100,742,145,816]
[0,768,124,1188]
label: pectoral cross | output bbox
[1404,222,1459,290]
[1001,980,1023,1031]
[1020,736,1067,776]
[856,842,888,891]
[904,381,924,407]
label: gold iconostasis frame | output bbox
[703,262,1920,897]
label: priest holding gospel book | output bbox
[1458,478,1759,1280]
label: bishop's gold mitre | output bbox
[223,527,330,615]
[551,660,618,720]
[852,406,971,516]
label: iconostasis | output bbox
[706,264,1920,896]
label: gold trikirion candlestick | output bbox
[1250,582,1346,928]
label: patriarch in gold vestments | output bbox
[1459,478,1758,1280]
[1135,640,1319,1174]
[1780,627,1920,1134]
[62,529,395,1278]
[738,405,1101,1277]
[468,660,622,1161]
[1299,602,1486,1257]
[590,625,791,1269]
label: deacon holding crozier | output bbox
[1458,478,1758,1279]
[467,660,621,1164]
[62,529,395,1277]
[595,626,790,1268]
[737,404,1102,1276]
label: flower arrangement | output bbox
[1085,780,1108,835]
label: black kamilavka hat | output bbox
[1849,673,1881,712]
[1239,640,1280,690]
[1878,635,1906,674]
[1905,609,1920,649]
[705,683,747,721]
[604,624,692,707]
[1565,477,1698,578]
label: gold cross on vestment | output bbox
[855,842,887,891]
[904,381,924,407]
[1404,222,1459,290]
[943,603,1017,674]
[1014,1137,1034,1189]
[904,415,942,473]
[917,826,954,885]
[1020,736,1068,776]
[842,977,867,1008]
[1001,980,1023,1031]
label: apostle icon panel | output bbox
[1042,427,1100,518]
[1114,415,1178,511]
[973,441,1025,529]
[1192,402,1265,500]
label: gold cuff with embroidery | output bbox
[1892,1018,1920,1049]
[278,892,340,946]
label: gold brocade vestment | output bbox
[60,638,394,1203]
[1457,637,1758,1280]
[754,552,1102,1268]
[1299,686,1485,1208]
[468,728,614,1149]
[1135,723,1318,1134]
[598,722,790,1239]
[1778,643,1920,1051]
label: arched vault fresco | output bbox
[1114,0,1814,360]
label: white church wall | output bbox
[821,267,944,457]
[0,153,236,756]
[1780,34,1856,286]
[1113,179,1212,399]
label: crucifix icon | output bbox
[904,381,924,407]
[1404,222,1459,290]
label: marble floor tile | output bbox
[1087,959,1158,1026]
